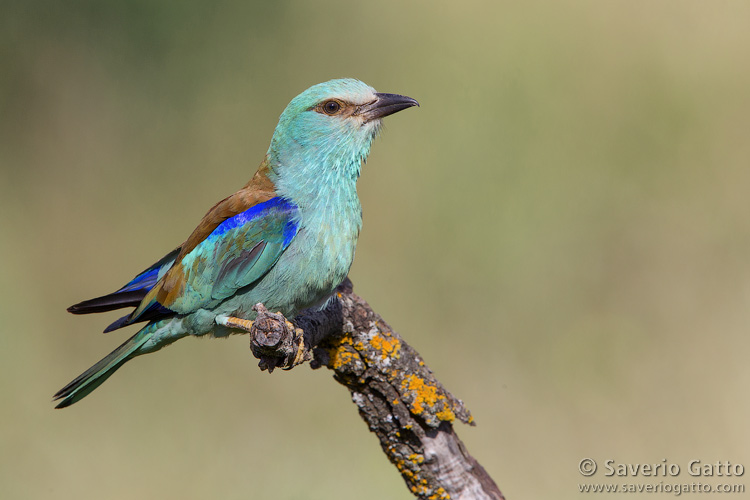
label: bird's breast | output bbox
[296,198,362,286]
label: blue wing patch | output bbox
[117,247,181,293]
[164,196,300,313]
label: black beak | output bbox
[359,93,419,122]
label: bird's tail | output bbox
[53,326,155,409]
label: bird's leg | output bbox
[215,314,254,332]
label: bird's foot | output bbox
[248,304,309,373]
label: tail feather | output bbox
[53,328,152,408]
[67,290,148,315]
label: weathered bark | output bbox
[249,278,504,500]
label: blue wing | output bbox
[129,196,299,320]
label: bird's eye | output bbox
[322,100,341,115]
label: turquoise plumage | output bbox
[55,78,418,408]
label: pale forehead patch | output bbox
[323,78,377,104]
[300,78,376,105]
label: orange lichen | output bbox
[404,470,415,479]
[401,374,456,422]
[327,335,360,369]
[410,483,451,499]
[394,457,417,480]
[402,374,439,414]
[370,333,401,360]
[429,487,450,499]
[395,455,450,500]
[436,407,456,422]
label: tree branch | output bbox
[249,278,504,500]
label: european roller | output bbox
[55,78,418,408]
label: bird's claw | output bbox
[282,322,307,371]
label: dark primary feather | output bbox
[67,290,148,315]
[66,247,181,315]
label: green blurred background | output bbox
[2,1,749,498]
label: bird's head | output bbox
[267,78,418,190]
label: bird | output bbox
[54,78,418,408]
